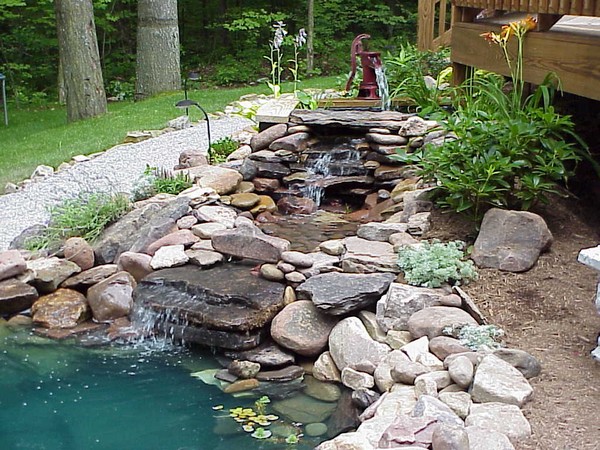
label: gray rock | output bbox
[412,395,464,427]
[116,252,153,282]
[26,257,81,294]
[281,250,314,268]
[342,368,375,391]
[329,317,391,372]
[391,359,431,384]
[429,336,471,361]
[277,196,317,215]
[376,283,447,332]
[314,432,373,450]
[177,165,242,195]
[366,133,408,146]
[256,365,304,382]
[439,392,472,420]
[401,336,430,361]
[431,424,469,450]
[87,271,136,322]
[176,147,205,168]
[399,116,430,137]
[465,426,515,450]
[304,375,342,402]
[185,249,223,268]
[341,236,399,273]
[447,355,474,388]
[408,306,479,339]
[313,351,341,383]
[471,354,533,407]
[61,264,119,289]
[94,197,190,264]
[249,150,284,163]
[255,161,291,178]
[194,205,238,228]
[224,340,295,367]
[374,349,410,392]
[276,261,295,273]
[0,250,27,281]
[358,310,387,343]
[228,360,261,379]
[270,300,338,357]
[150,245,189,269]
[319,239,345,256]
[191,222,228,239]
[414,370,452,391]
[297,272,395,315]
[385,330,412,349]
[132,263,286,350]
[352,388,381,410]
[378,414,438,448]
[493,348,541,379]
[212,221,290,263]
[250,123,288,151]
[471,208,552,272]
[146,229,199,256]
[357,222,409,242]
[260,263,285,281]
[290,109,410,131]
[465,403,531,443]
[285,271,306,283]
[269,132,311,152]
[415,376,438,398]
[0,279,39,315]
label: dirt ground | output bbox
[423,195,600,450]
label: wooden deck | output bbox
[418,0,600,101]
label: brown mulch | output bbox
[423,196,600,450]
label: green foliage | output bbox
[444,324,505,350]
[106,79,134,101]
[131,166,193,201]
[397,240,478,288]
[25,193,130,250]
[210,137,239,164]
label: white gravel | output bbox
[0,116,253,250]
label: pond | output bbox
[0,325,327,450]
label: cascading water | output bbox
[129,302,191,349]
[375,66,390,111]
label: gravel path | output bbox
[0,116,252,250]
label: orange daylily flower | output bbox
[481,15,537,45]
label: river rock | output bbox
[358,310,387,343]
[260,264,285,281]
[281,251,314,268]
[465,426,515,450]
[357,222,409,242]
[229,193,260,209]
[447,355,474,389]
[415,370,452,391]
[61,264,119,289]
[250,123,288,151]
[269,132,311,152]
[493,348,541,379]
[329,317,391,372]
[191,222,228,239]
[285,271,306,283]
[180,165,242,195]
[399,116,429,137]
[185,249,223,267]
[223,378,259,394]
[26,257,81,294]
[194,205,238,228]
[116,252,153,282]
[146,229,198,256]
[249,150,284,163]
[342,368,375,390]
[228,360,261,379]
[376,283,447,332]
[471,209,553,272]
[431,424,469,450]
[87,271,136,322]
[315,432,374,450]
[0,279,39,315]
[32,289,90,328]
[298,272,395,315]
[63,237,95,270]
[0,250,27,281]
[250,195,278,215]
[273,393,337,424]
[412,395,464,427]
[132,263,286,350]
[304,375,342,402]
[252,177,280,191]
[378,414,438,448]
[225,340,295,367]
[408,306,478,339]
[176,147,205,167]
[352,388,381,410]
[465,403,531,443]
[313,351,342,383]
[277,196,317,215]
[271,300,338,357]
[391,359,431,385]
[255,161,291,179]
[471,354,533,407]
[429,336,471,361]
[94,197,190,264]
[150,245,189,269]
[319,239,345,256]
[212,221,289,263]
[366,133,408,146]
[374,349,410,392]
[341,236,398,273]
[439,392,472,420]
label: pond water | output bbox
[0,326,324,450]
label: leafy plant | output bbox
[25,193,130,250]
[131,166,193,201]
[210,137,240,163]
[397,240,478,288]
[444,324,505,350]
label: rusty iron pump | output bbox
[345,34,383,100]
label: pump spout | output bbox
[345,34,382,100]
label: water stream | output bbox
[375,66,390,111]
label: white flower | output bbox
[295,28,307,47]
[273,21,287,49]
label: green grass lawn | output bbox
[0,76,341,190]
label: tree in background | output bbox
[135,0,181,99]
[54,0,107,122]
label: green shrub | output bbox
[131,166,193,201]
[210,137,240,163]
[444,324,505,350]
[397,240,478,288]
[26,193,131,250]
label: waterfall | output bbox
[128,302,190,349]
[375,66,390,111]
[301,152,332,207]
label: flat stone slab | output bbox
[256,97,300,124]
[578,245,600,271]
[290,110,411,131]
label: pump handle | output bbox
[345,34,371,92]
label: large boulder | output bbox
[341,236,399,273]
[250,123,288,151]
[271,300,338,357]
[329,317,391,372]
[31,289,90,328]
[0,279,39,315]
[87,271,137,322]
[26,257,81,294]
[465,403,531,443]
[176,165,242,195]
[376,283,447,332]
[211,221,290,263]
[297,272,395,315]
[63,237,95,271]
[471,209,552,272]
[407,306,478,339]
[132,263,286,350]
[61,264,119,290]
[94,197,190,264]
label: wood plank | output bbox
[439,0,448,37]
[418,0,435,50]
[539,0,550,14]
[549,0,561,13]
[450,22,600,100]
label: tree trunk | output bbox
[54,0,107,122]
[306,0,315,73]
[135,0,181,100]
